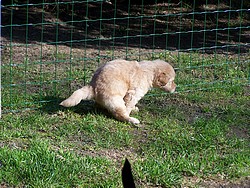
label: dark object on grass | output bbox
[122,158,136,188]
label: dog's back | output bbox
[90,59,140,106]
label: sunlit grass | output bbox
[0,84,249,187]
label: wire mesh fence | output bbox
[1,0,249,114]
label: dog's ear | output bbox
[156,72,169,87]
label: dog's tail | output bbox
[60,85,94,107]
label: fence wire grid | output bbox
[1,0,250,114]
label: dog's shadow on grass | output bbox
[38,96,113,119]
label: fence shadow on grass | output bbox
[38,95,113,119]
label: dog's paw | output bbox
[132,106,139,112]
[60,100,69,107]
[60,99,76,107]
[128,117,140,124]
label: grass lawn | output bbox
[1,48,249,187]
[0,85,249,187]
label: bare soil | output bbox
[1,1,250,64]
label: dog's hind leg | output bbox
[114,107,140,124]
[104,96,140,124]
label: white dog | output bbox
[60,59,176,124]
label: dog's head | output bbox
[153,60,176,93]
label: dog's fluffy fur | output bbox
[60,59,176,124]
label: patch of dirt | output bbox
[0,183,15,188]
[243,86,250,97]
[227,126,250,141]
[183,176,250,188]
[141,93,213,124]
[1,1,250,56]
[201,178,250,188]
[73,147,138,165]
[0,140,30,150]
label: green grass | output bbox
[0,85,249,187]
[1,50,249,112]
[1,50,249,187]
[0,141,120,187]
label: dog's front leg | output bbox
[124,89,144,115]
